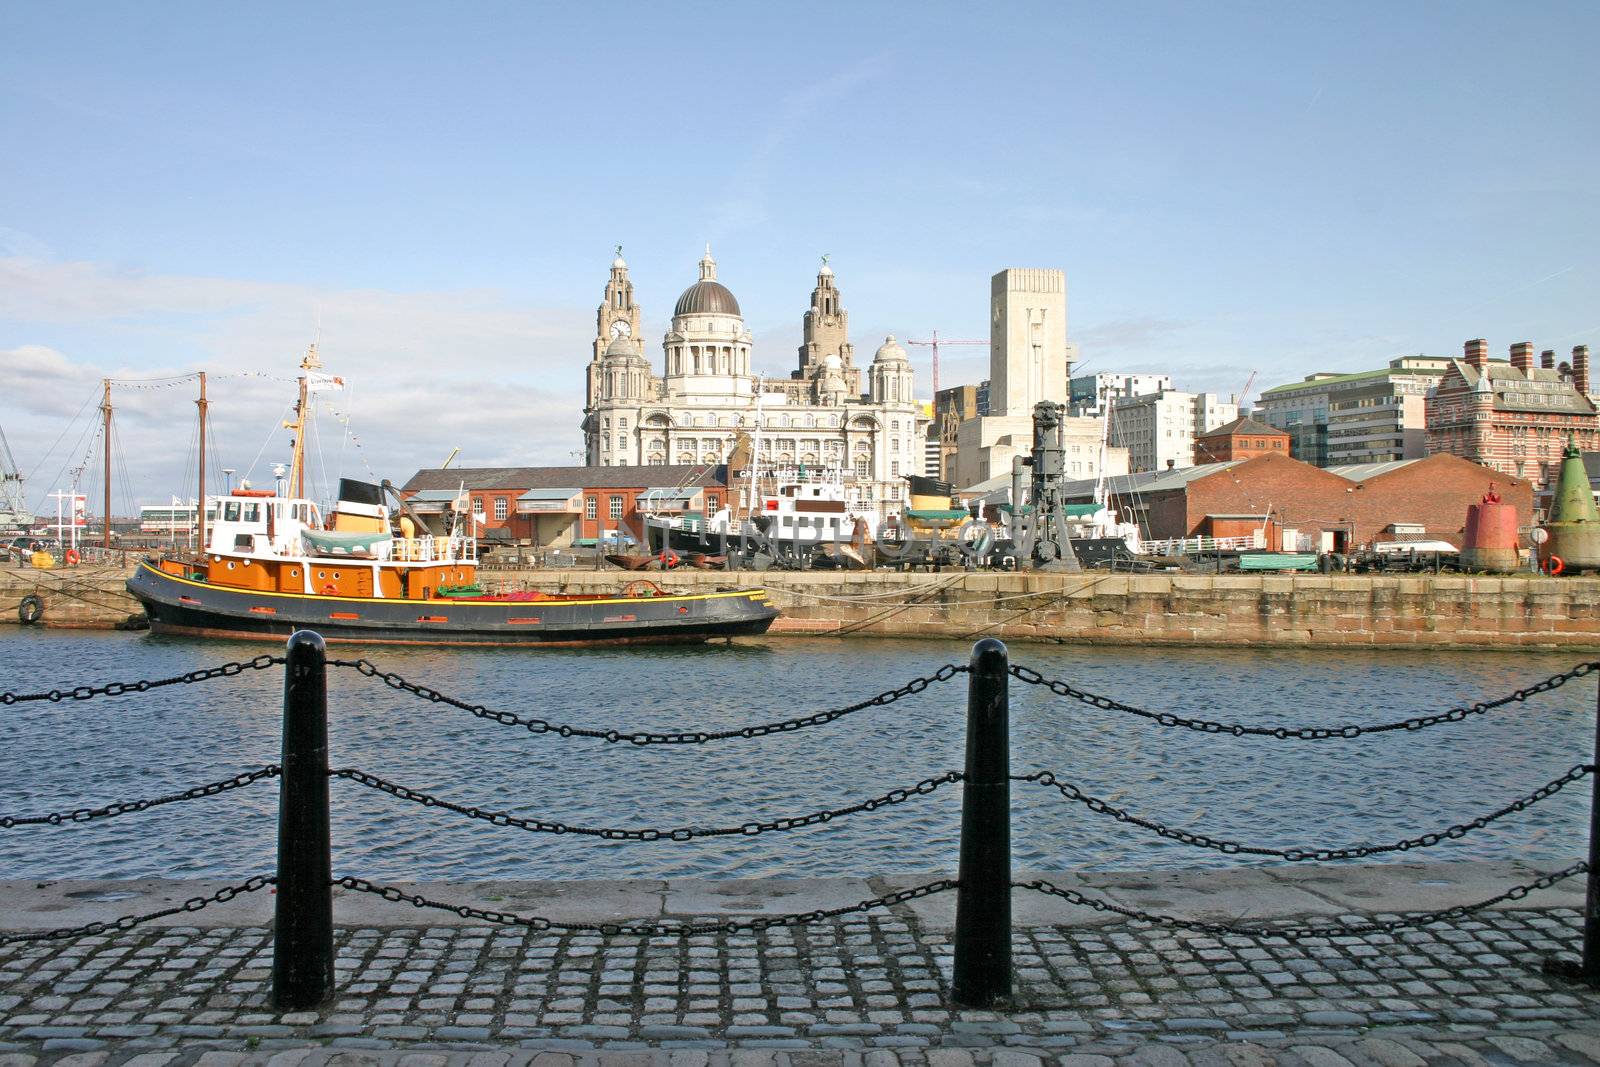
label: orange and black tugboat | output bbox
[126,350,778,646]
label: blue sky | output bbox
[2,2,1596,506]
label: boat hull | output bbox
[126,561,779,646]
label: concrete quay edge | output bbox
[1,859,1586,933]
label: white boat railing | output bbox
[389,535,478,563]
[1141,532,1265,556]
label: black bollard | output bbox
[952,637,1012,1007]
[1586,673,1600,984]
[273,630,334,1010]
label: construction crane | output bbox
[1235,370,1258,411]
[0,425,32,530]
[439,447,460,470]
[904,330,988,398]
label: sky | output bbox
[2,1,1597,511]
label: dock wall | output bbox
[7,563,1599,649]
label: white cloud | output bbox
[0,257,593,510]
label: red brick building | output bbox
[1426,339,1599,491]
[1193,416,1291,465]
[1065,451,1531,552]
[400,465,728,547]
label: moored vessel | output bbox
[125,351,779,646]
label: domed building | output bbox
[583,248,930,517]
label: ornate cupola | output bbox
[663,245,753,399]
[869,335,914,406]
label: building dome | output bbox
[605,336,641,359]
[874,335,909,363]
[674,280,741,317]
[674,244,741,318]
[821,352,843,370]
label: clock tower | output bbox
[587,247,645,411]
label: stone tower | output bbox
[795,257,859,395]
[989,268,1074,418]
[588,247,645,410]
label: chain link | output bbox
[0,655,284,706]
[1009,661,1600,739]
[1014,765,1595,861]
[332,767,962,840]
[329,659,968,744]
[333,875,957,935]
[1,766,282,829]
[1016,862,1588,940]
[0,875,276,944]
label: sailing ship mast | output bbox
[100,379,112,549]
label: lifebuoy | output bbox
[18,594,43,625]
[1544,555,1564,576]
[64,549,80,565]
[659,550,679,569]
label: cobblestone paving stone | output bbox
[2,909,1597,1066]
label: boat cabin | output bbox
[158,480,479,601]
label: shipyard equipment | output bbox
[0,425,33,532]
[1007,401,1082,572]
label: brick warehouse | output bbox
[1066,451,1531,552]
[400,465,728,547]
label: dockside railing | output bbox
[2,636,1596,1012]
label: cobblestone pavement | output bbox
[3,906,1599,1066]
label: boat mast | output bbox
[284,344,320,501]
[100,378,112,549]
[196,371,208,553]
[1092,406,1109,508]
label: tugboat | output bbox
[126,351,779,646]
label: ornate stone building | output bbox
[1425,339,1598,491]
[582,248,929,516]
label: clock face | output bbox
[610,320,631,339]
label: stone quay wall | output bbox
[9,562,1598,649]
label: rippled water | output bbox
[1,629,1595,882]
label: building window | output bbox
[855,456,869,478]
[585,497,597,520]
[609,496,624,520]
[619,418,628,431]
[892,461,900,477]
[493,498,508,522]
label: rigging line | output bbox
[311,411,330,506]
[22,391,98,483]
[40,417,102,505]
[108,372,198,384]
[112,423,138,522]
[242,400,295,487]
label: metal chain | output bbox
[328,659,968,744]
[1014,764,1595,861]
[1,766,282,829]
[1009,660,1600,739]
[332,767,963,840]
[0,875,276,944]
[333,875,958,935]
[0,655,284,706]
[1016,861,1588,940]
